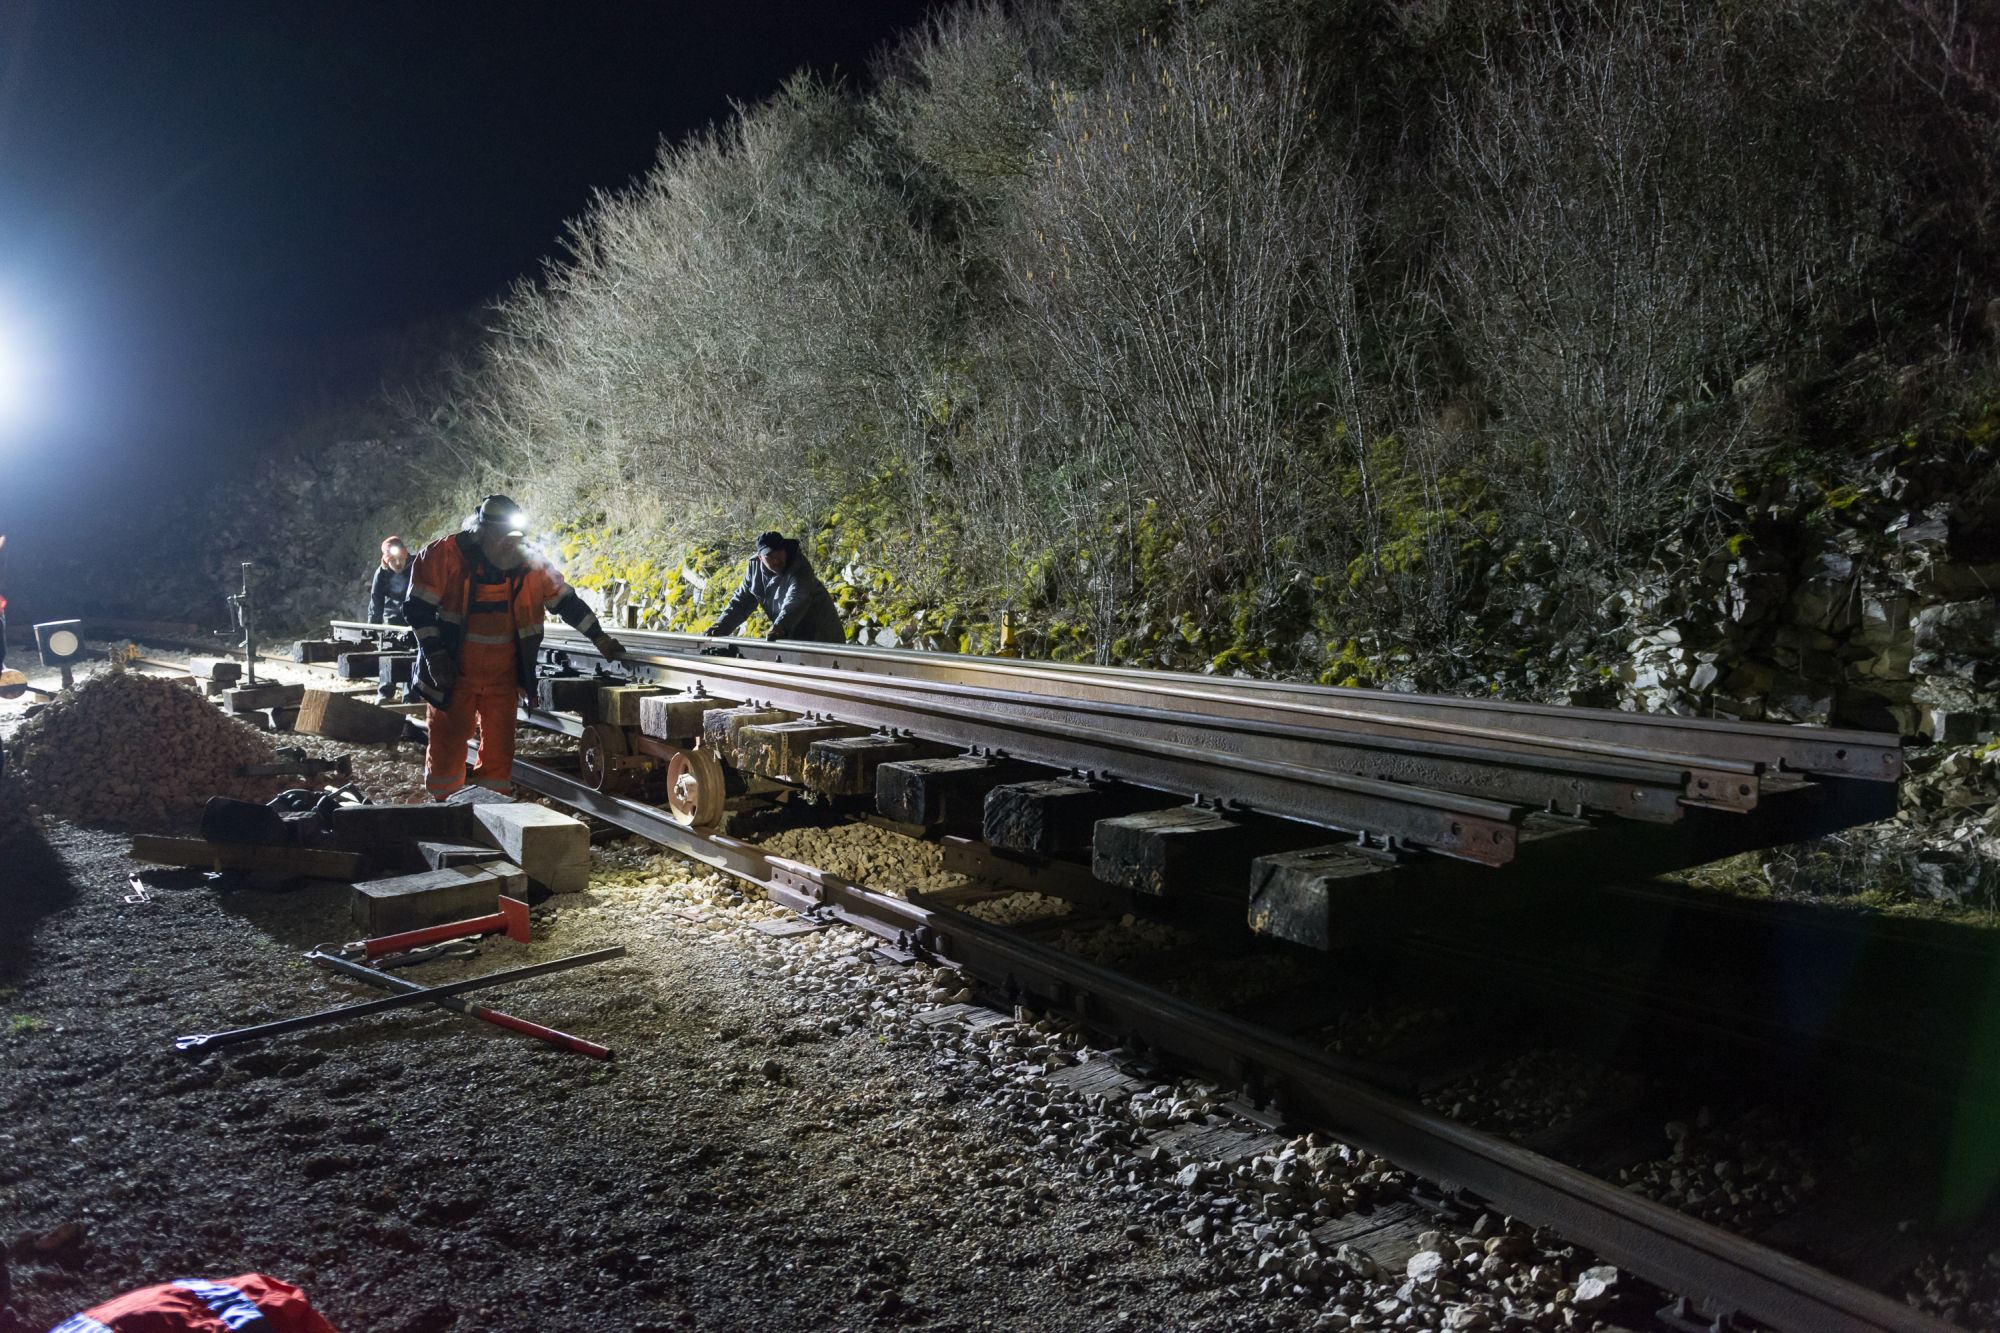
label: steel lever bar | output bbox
[173,946,625,1053]
[308,947,617,1060]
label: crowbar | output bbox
[174,946,625,1054]
[308,948,616,1061]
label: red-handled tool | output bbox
[361,895,531,959]
[308,947,614,1060]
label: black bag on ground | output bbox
[199,795,289,846]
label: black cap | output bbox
[755,531,788,553]
[474,495,528,535]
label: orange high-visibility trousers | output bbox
[423,681,519,799]
[424,569,525,799]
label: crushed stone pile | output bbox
[758,821,970,896]
[7,667,278,830]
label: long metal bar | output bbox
[543,626,1899,782]
[308,949,615,1060]
[569,649,1527,863]
[174,947,626,1052]
[506,759,1948,1333]
[552,629,1761,784]
[566,644,1718,820]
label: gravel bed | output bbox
[1420,1050,1643,1140]
[1614,1108,1820,1231]
[0,783,1666,1331]
[959,890,1074,925]
[1900,1240,2000,1329]
[1044,918,1313,1012]
[1311,1005,1458,1062]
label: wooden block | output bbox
[1093,806,1314,899]
[802,735,945,797]
[538,676,602,718]
[737,721,868,783]
[700,706,797,766]
[335,651,385,680]
[638,693,726,741]
[225,682,304,714]
[351,861,528,934]
[376,653,416,687]
[190,656,244,683]
[1246,846,1410,951]
[472,801,590,894]
[129,835,364,880]
[983,779,1177,858]
[876,756,1036,834]
[270,705,301,733]
[596,683,667,728]
[444,786,516,808]
[416,839,508,870]
[328,801,479,847]
[295,689,409,744]
[289,639,341,663]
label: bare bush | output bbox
[991,29,1341,594]
[468,77,961,546]
[1438,1,1891,567]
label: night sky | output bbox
[0,0,936,538]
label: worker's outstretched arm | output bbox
[709,563,759,636]
[542,572,626,659]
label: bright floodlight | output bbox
[0,322,25,425]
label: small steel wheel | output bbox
[667,747,727,830]
[579,722,631,792]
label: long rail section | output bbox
[508,756,1950,1333]
[527,626,1899,883]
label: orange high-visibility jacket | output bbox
[404,532,609,707]
[52,1272,339,1333]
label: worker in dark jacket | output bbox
[706,532,845,643]
[367,535,412,626]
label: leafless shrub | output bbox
[990,29,1340,591]
[1437,1,1891,568]
[468,77,960,546]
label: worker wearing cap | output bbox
[706,531,845,643]
[405,495,625,799]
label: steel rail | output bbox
[541,629,1850,801]
[542,626,1900,782]
[548,635,1737,821]
[507,756,1951,1333]
[554,644,1526,863]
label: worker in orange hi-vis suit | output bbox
[403,495,626,799]
[51,1272,340,1333]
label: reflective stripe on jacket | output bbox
[53,1272,339,1333]
[403,533,605,706]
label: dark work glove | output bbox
[703,625,726,638]
[427,653,458,690]
[594,634,627,661]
